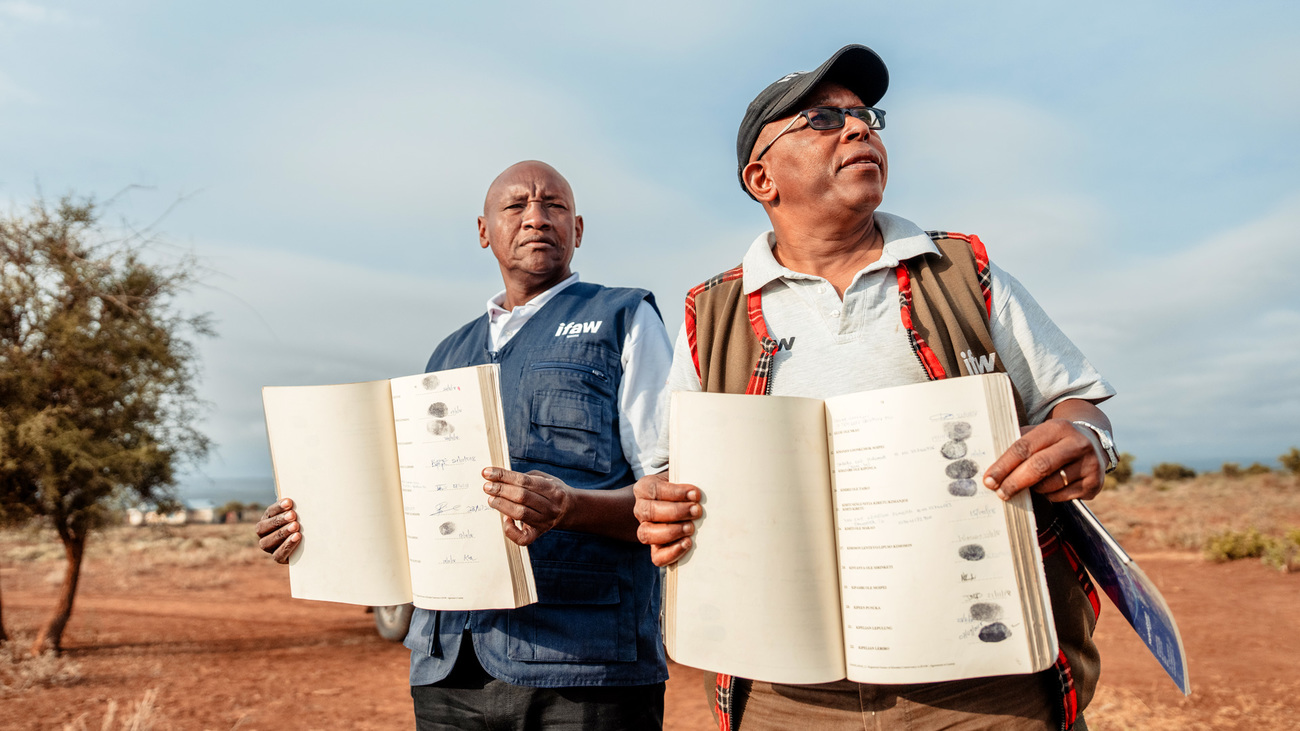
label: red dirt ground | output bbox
[1,538,1297,729]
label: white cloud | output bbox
[884,91,1108,283]
[208,55,753,329]
[180,241,497,476]
[0,1,68,24]
[227,62,715,232]
[548,0,744,54]
[1145,36,1300,128]
[1078,194,1300,463]
[871,89,1300,466]
[0,69,34,105]
[1110,199,1298,317]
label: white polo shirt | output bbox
[650,212,1115,469]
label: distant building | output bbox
[185,499,218,524]
[126,499,221,526]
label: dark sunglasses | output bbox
[755,106,887,161]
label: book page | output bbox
[477,365,538,607]
[262,381,412,606]
[389,365,530,610]
[667,391,846,684]
[825,373,1047,684]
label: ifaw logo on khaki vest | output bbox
[960,349,998,375]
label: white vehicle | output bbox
[370,603,414,641]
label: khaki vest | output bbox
[685,232,1099,730]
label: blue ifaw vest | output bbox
[404,282,668,688]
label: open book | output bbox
[261,364,537,611]
[666,372,1056,685]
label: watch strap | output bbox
[1071,420,1118,473]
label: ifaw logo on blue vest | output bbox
[555,320,603,338]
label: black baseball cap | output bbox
[736,44,889,198]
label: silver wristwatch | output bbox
[1072,421,1118,473]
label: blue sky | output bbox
[2,1,1297,484]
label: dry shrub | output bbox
[1,524,263,570]
[1280,447,1300,475]
[1088,472,1300,554]
[1203,527,1299,572]
[1,523,266,596]
[1151,462,1197,481]
[1111,452,1135,485]
[1204,528,1270,561]
[61,688,164,731]
[93,526,265,588]
[1261,528,1300,572]
[7,542,65,563]
[0,633,82,695]
[0,522,65,563]
[1246,462,1274,475]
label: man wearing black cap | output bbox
[634,45,1117,730]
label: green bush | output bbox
[1221,462,1242,477]
[1152,462,1196,481]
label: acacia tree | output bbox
[0,196,211,654]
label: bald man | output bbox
[259,161,672,730]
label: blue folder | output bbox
[1060,500,1191,695]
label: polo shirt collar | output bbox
[740,211,940,294]
[485,271,581,322]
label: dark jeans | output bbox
[411,635,664,731]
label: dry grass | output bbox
[0,522,265,595]
[1,523,262,569]
[60,688,167,731]
[0,474,1291,572]
[1090,472,1300,553]
[0,633,82,696]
